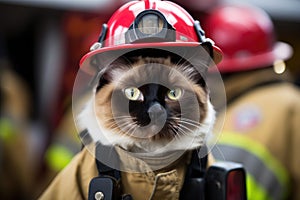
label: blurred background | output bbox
[0,0,299,199]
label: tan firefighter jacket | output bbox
[212,68,300,200]
[39,146,214,200]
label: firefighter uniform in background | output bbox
[204,5,300,200]
[40,0,223,199]
[44,107,81,172]
[0,60,35,199]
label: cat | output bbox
[78,50,216,168]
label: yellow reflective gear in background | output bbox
[0,118,16,142]
[212,132,290,200]
[45,144,75,171]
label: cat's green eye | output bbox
[124,87,143,101]
[167,88,182,100]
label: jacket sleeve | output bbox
[38,148,97,200]
[289,97,300,200]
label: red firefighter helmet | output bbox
[80,0,222,74]
[204,4,293,73]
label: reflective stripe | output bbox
[213,145,277,199]
[247,173,270,200]
[212,132,290,200]
[0,118,16,142]
[45,144,75,171]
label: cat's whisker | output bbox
[103,117,137,131]
[128,125,139,138]
[107,123,119,131]
[176,126,190,136]
[179,121,201,131]
[127,123,139,137]
[167,120,190,137]
[104,118,129,127]
[179,112,201,118]
[170,127,190,144]
[166,120,195,138]
[124,123,137,134]
[108,123,126,130]
[166,120,178,134]
[114,120,139,136]
[182,117,211,126]
[113,115,134,119]
[180,119,203,127]
[168,116,180,120]
[105,120,135,133]
[174,127,188,140]
[101,115,133,123]
[113,123,134,133]
[177,124,196,136]
[170,117,205,127]
[115,117,138,126]
[168,120,202,131]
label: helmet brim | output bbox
[79,42,222,75]
[216,41,293,73]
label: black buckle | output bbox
[88,176,119,200]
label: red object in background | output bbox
[172,0,221,12]
[204,5,293,73]
[50,12,108,130]
[226,170,246,200]
[205,162,247,200]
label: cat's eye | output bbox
[124,87,143,101]
[167,88,182,100]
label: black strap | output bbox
[90,145,208,200]
[179,146,208,200]
[187,146,208,178]
[88,176,117,200]
[88,143,124,200]
[95,143,121,180]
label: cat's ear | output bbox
[96,74,110,92]
[188,62,208,88]
[194,72,207,88]
[184,66,207,88]
[176,60,207,88]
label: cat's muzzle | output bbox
[147,102,167,125]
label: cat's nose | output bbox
[148,103,167,123]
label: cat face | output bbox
[80,55,215,153]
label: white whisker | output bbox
[124,123,138,137]
[180,117,203,125]
[101,115,133,123]
[179,120,202,129]
[177,124,196,135]
[169,117,205,127]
